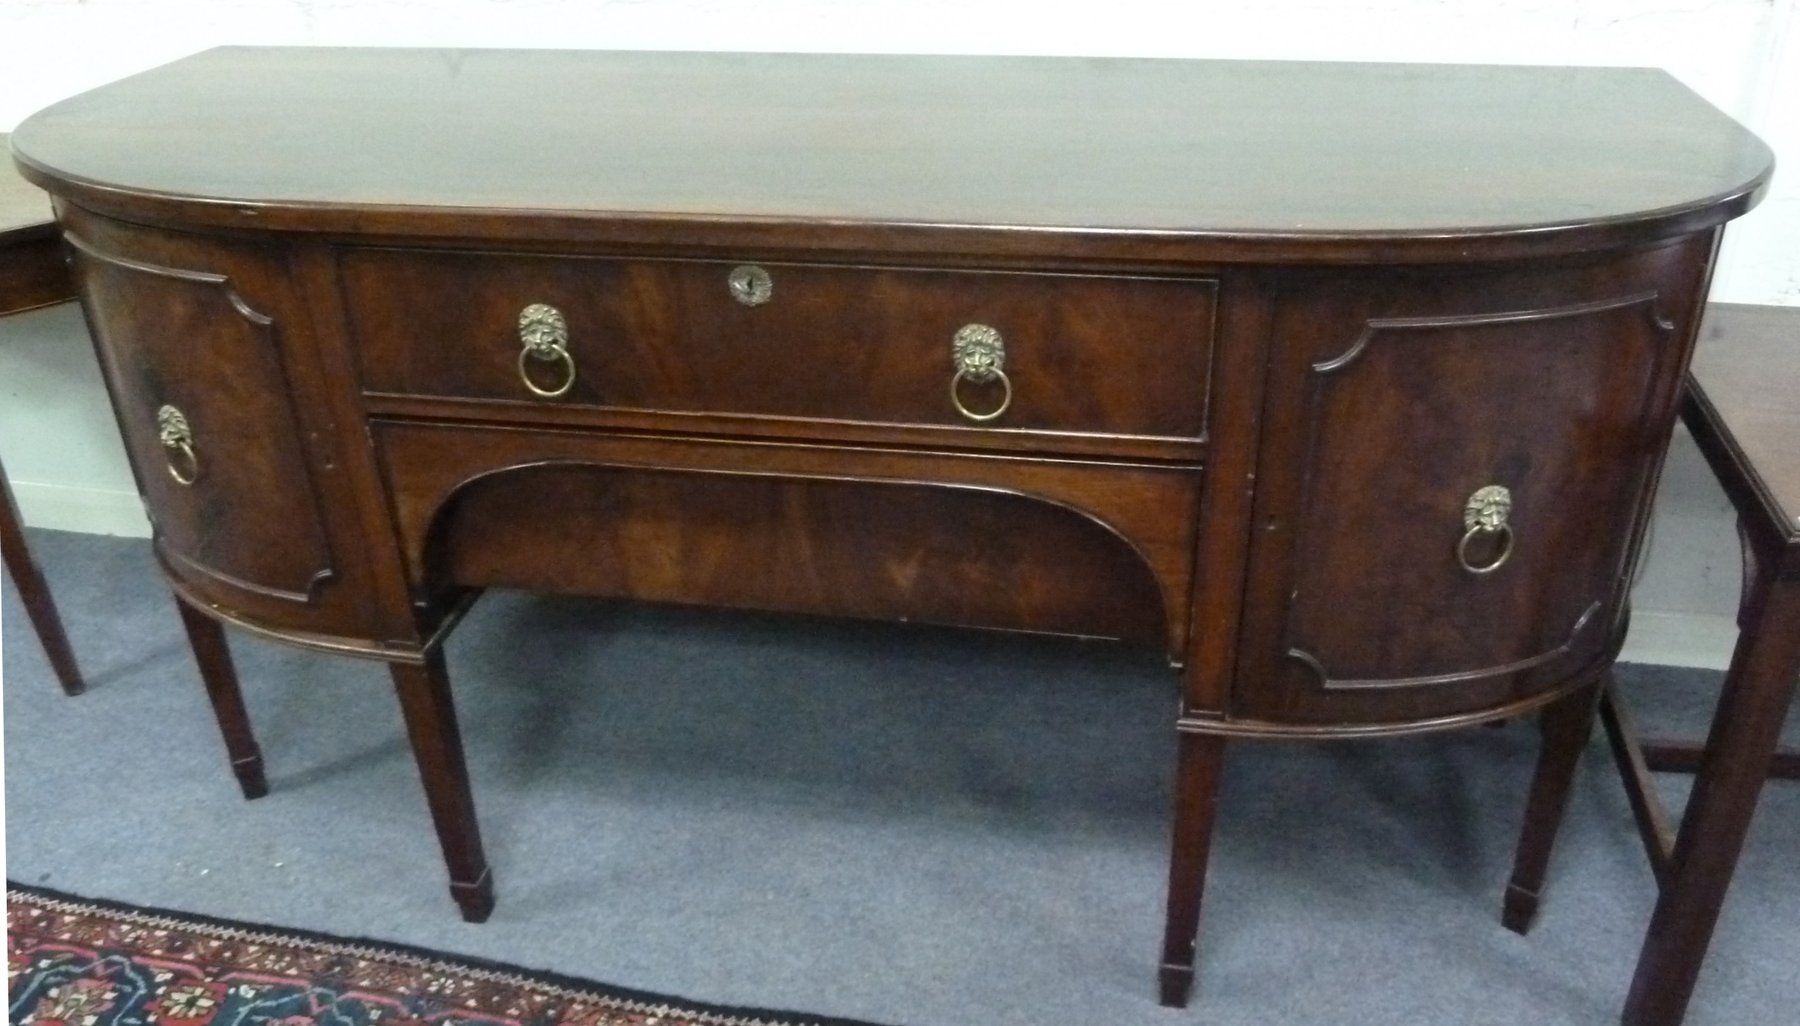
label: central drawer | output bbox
[340,249,1216,444]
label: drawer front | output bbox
[343,250,1215,442]
[1233,238,1715,727]
[373,422,1204,658]
[62,211,364,636]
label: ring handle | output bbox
[950,366,1013,422]
[517,345,577,399]
[517,303,577,399]
[1457,523,1514,574]
[950,323,1012,424]
[157,405,199,487]
[1458,484,1514,574]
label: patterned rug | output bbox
[7,883,892,1026]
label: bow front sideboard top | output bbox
[8,48,1773,1011]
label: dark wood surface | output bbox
[8,48,1773,262]
[419,453,1175,647]
[1599,687,1677,883]
[391,649,493,924]
[1,458,82,694]
[345,250,1218,450]
[1642,739,1800,778]
[61,205,390,644]
[1622,570,1800,1026]
[66,219,341,611]
[1503,682,1606,934]
[1231,243,1710,730]
[1599,302,1800,1026]
[0,132,82,694]
[1157,732,1226,1007]
[374,422,1202,656]
[1688,303,1800,538]
[10,47,1772,1015]
[174,596,268,800]
[0,132,74,316]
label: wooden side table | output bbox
[1,132,83,694]
[1602,302,1800,1026]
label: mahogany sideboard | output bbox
[9,48,1773,1010]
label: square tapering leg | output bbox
[1,462,84,696]
[1622,574,1800,1026]
[391,650,494,923]
[1502,679,1604,934]
[174,598,268,800]
[1158,731,1227,1008]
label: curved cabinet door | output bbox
[64,212,359,636]
[1233,237,1715,728]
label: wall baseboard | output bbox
[1620,608,1738,672]
[10,480,149,538]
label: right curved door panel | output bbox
[1234,237,1714,727]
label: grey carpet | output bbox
[4,528,1796,1026]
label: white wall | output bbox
[3,0,1797,667]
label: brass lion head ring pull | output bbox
[517,303,577,399]
[157,405,199,486]
[1458,484,1515,575]
[950,323,1013,423]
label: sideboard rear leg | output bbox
[1502,678,1603,934]
[1158,731,1227,1007]
[391,649,494,923]
[174,598,268,800]
[2,463,84,696]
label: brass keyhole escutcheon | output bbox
[728,265,773,307]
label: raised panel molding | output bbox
[1288,601,1602,691]
[1281,293,1678,691]
[1312,292,1676,377]
[64,232,337,604]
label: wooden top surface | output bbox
[1690,304,1800,537]
[0,130,73,315]
[0,133,57,240]
[7,47,1773,261]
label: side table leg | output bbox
[1503,679,1603,934]
[1157,731,1227,1007]
[1621,573,1800,1026]
[391,649,494,923]
[174,599,269,799]
[1,461,84,695]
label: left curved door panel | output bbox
[63,211,356,636]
